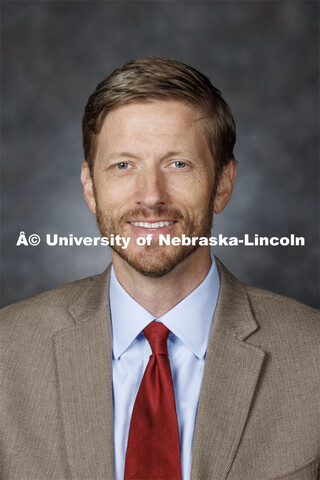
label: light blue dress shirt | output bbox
[110,256,220,480]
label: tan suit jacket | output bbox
[1,259,319,480]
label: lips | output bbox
[130,221,175,229]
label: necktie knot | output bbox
[144,322,170,355]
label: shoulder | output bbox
[215,256,319,354]
[0,270,109,336]
[245,283,319,324]
[215,255,319,325]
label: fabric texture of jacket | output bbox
[1,258,319,480]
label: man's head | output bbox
[81,58,237,277]
[82,57,236,184]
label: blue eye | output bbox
[173,161,187,168]
[116,162,130,169]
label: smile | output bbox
[130,221,175,228]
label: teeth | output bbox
[131,221,174,228]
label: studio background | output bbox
[1,0,319,308]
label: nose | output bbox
[134,168,168,208]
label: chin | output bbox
[111,244,199,278]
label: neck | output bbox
[111,247,212,317]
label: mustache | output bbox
[120,206,185,222]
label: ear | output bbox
[213,160,237,214]
[81,162,96,214]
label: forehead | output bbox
[96,100,208,153]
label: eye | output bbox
[172,161,187,168]
[115,162,131,170]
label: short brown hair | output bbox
[82,57,236,179]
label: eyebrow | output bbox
[104,151,192,162]
[104,152,140,161]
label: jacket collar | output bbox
[110,256,220,361]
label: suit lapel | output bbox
[54,268,114,479]
[191,259,265,480]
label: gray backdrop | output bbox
[1,0,319,308]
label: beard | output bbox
[95,185,216,278]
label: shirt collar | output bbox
[109,255,220,360]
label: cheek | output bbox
[96,192,134,223]
[94,180,124,207]
[94,173,137,200]
[172,178,213,208]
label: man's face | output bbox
[81,100,234,277]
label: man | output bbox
[1,58,319,480]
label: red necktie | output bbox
[124,322,182,480]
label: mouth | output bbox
[130,221,175,229]
[128,220,177,235]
